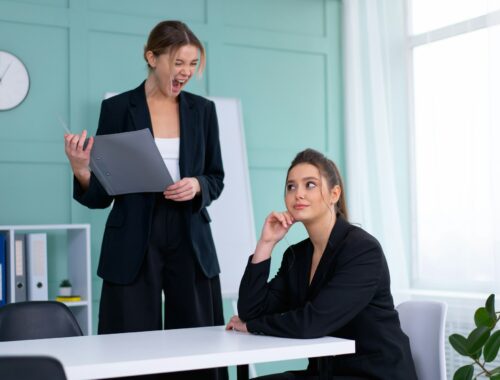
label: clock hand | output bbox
[0,61,12,82]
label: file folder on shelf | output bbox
[0,234,6,306]
[26,233,48,301]
[14,235,27,302]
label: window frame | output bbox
[407,2,500,291]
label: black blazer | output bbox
[238,217,417,380]
[74,82,224,284]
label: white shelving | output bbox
[0,224,92,335]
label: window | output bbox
[409,1,500,292]
[411,0,500,34]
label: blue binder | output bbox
[0,234,6,306]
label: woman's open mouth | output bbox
[172,78,187,92]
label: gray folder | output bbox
[90,128,174,195]
[14,235,27,302]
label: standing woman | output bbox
[226,149,417,380]
[65,20,227,380]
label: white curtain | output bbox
[342,0,410,289]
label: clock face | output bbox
[0,51,30,111]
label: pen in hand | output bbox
[59,115,91,150]
[58,115,71,135]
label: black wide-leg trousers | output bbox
[98,195,228,380]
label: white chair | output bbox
[396,300,448,380]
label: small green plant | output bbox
[59,279,72,288]
[449,294,500,380]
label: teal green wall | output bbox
[0,0,343,377]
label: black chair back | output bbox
[0,301,83,341]
[0,356,67,380]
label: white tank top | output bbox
[154,137,180,183]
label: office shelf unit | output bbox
[0,224,92,335]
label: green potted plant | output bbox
[449,294,500,379]
[59,279,72,297]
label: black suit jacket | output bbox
[74,82,224,284]
[238,217,417,380]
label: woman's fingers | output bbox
[65,131,91,152]
[225,315,240,330]
[165,179,189,194]
[64,133,73,146]
[165,191,192,201]
[65,132,93,159]
[164,185,193,200]
[283,211,295,226]
[269,211,293,228]
[85,136,94,152]
[70,133,81,148]
[229,316,247,332]
[164,178,198,201]
[67,135,79,151]
[64,131,93,175]
[77,130,87,150]
[269,211,284,225]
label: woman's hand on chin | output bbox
[259,211,295,245]
[251,211,295,264]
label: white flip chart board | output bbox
[207,97,256,298]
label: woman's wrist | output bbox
[192,177,201,195]
[73,167,91,189]
[251,240,275,263]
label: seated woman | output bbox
[226,149,417,380]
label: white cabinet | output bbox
[0,224,92,335]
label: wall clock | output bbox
[0,51,30,111]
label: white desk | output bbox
[0,325,355,379]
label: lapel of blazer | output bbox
[178,91,196,177]
[126,81,155,209]
[297,240,313,304]
[128,81,153,134]
[307,216,353,299]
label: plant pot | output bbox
[59,287,72,297]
